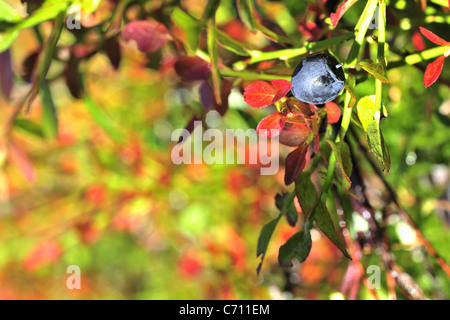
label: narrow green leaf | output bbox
[278,230,312,267]
[256,215,282,275]
[214,27,251,56]
[83,95,125,143]
[366,119,391,174]
[315,201,351,259]
[236,0,258,33]
[294,172,317,219]
[13,118,44,138]
[256,22,293,45]
[358,59,390,83]
[171,7,204,54]
[40,82,59,139]
[25,10,65,112]
[326,140,353,191]
[207,20,222,104]
[275,192,297,227]
[0,1,22,23]
[203,0,220,20]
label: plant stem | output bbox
[232,33,354,68]
[219,69,291,81]
[375,1,386,116]
[388,46,450,69]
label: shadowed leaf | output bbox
[366,119,391,174]
[284,143,308,185]
[275,192,298,227]
[121,20,171,53]
[256,214,282,274]
[278,230,312,267]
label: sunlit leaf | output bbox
[243,81,276,108]
[171,7,204,54]
[270,79,292,103]
[356,95,377,131]
[236,0,258,33]
[424,55,445,88]
[326,140,352,191]
[256,113,284,138]
[214,27,250,56]
[419,27,450,46]
[207,20,222,105]
[358,59,391,83]
[330,0,358,28]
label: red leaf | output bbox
[284,143,308,185]
[243,81,276,108]
[174,56,211,82]
[424,55,445,88]
[0,50,13,100]
[278,122,311,147]
[412,31,426,51]
[419,27,450,46]
[325,102,341,124]
[270,79,292,103]
[330,0,358,28]
[298,21,321,41]
[256,113,285,138]
[121,20,171,53]
[23,241,62,271]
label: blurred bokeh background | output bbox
[0,0,449,299]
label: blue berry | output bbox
[291,53,345,105]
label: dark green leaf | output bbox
[40,81,58,139]
[294,172,317,219]
[13,118,44,138]
[256,215,282,275]
[315,201,351,259]
[366,119,391,174]
[278,230,312,267]
[203,0,220,20]
[275,192,297,227]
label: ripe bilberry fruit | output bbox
[291,53,345,105]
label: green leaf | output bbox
[294,172,317,219]
[358,59,391,83]
[236,0,258,33]
[326,140,353,191]
[25,11,65,112]
[275,192,297,227]
[366,119,391,174]
[256,22,293,45]
[171,7,204,54]
[214,27,251,56]
[278,230,312,267]
[83,95,125,143]
[315,201,351,259]
[256,215,282,275]
[203,0,220,20]
[0,1,22,23]
[207,20,222,104]
[356,95,377,131]
[40,82,59,139]
[13,119,44,138]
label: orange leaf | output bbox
[243,81,276,108]
[419,27,450,46]
[256,113,285,138]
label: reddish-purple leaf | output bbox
[284,143,308,186]
[256,113,285,138]
[270,79,292,103]
[330,0,358,28]
[174,56,211,82]
[325,101,341,124]
[278,122,311,147]
[424,55,445,88]
[243,81,276,108]
[419,27,450,46]
[199,81,214,110]
[104,36,121,70]
[121,20,171,53]
[0,50,13,100]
